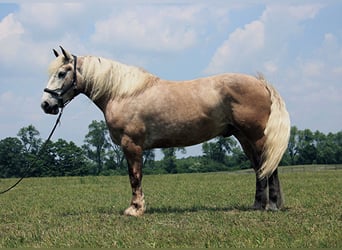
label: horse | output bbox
[41,47,290,216]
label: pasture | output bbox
[0,167,341,248]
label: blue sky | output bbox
[0,1,341,157]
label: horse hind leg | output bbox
[243,139,285,211]
[254,170,284,211]
[234,135,269,210]
[239,138,285,210]
[267,168,284,210]
[254,176,268,210]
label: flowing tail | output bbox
[258,75,291,179]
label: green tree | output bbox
[282,127,342,166]
[333,131,342,163]
[83,120,110,175]
[315,131,342,164]
[33,141,56,177]
[0,137,26,178]
[16,125,44,176]
[297,129,317,164]
[286,126,299,165]
[143,149,155,168]
[17,125,42,154]
[52,139,91,176]
[202,137,237,164]
[227,146,249,169]
[106,139,125,171]
[161,147,186,173]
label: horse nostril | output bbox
[41,101,59,115]
[41,101,49,110]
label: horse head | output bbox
[41,46,79,114]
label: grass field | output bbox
[0,167,341,248]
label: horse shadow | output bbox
[145,204,290,214]
[146,204,254,215]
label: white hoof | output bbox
[124,205,146,217]
[124,196,146,217]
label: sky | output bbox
[0,1,341,158]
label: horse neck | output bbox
[75,56,107,111]
[79,55,158,108]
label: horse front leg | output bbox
[121,135,146,216]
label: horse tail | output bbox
[258,75,291,179]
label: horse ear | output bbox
[59,46,71,60]
[53,49,59,57]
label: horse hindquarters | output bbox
[231,78,290,210]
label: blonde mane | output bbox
[82,56,158,100]
[48,56,67,76]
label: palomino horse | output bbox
[41,47,290,216]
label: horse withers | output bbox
[41,47,290,216]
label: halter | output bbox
[44,55,78,108]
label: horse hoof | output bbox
[124,205,146,217]
[252,201,266,210]
[266,202,279,211]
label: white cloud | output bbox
[286,4,322,20]
[301,61,325,77]
[0,13,25,62]
[91,5,200,51]
[204,20,264,74]
[18,3,85,33]
[260,4,322,31]
[263,60,278,74]
[0,3,90,77]
[204,3,323,75]
[91,4,230,53]
[0,13,24,40]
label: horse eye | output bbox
[57,71,67,79]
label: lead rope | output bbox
[0,108,64,194]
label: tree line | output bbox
[0,121,341,178]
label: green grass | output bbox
[0,169,341,248]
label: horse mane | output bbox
[82,56,158,101]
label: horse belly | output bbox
[143,114,227,149]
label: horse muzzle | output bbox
[41,100,60,115]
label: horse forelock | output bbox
[48,56,65,76]
[82,56,157,101]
